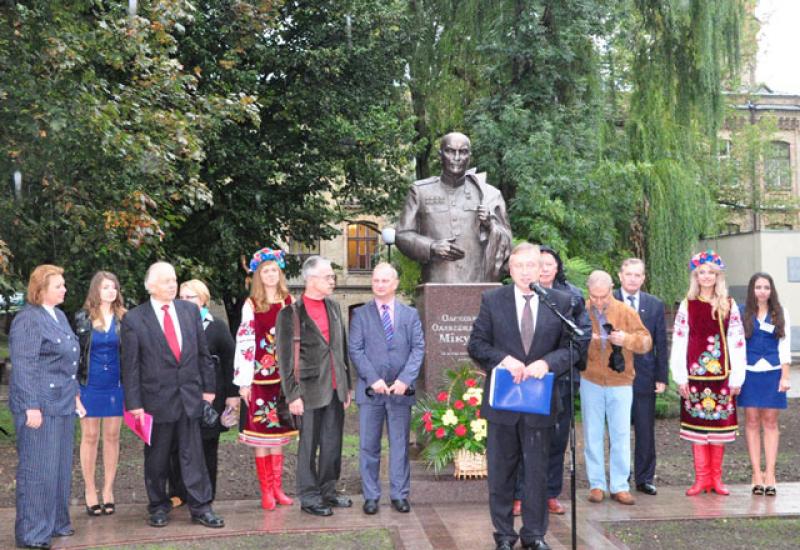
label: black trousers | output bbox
[167,434,220,502]
[632,391,657,484]
[296,393,345,506]
[514,378,574,500]
[145,412,211,516]
[488,420,551,546]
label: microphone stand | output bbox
[531,283,584,550]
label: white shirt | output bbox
[150,298,183,351]
[513,285,538,336]
[42,304,58,321]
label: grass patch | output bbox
[95,528,394,550]
[607,516,800,549]
[0,331,8,359]
[0,406,14,444]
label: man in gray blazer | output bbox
[349,263,425,515]
[277,256,352,517]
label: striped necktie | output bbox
[381,304,394,343]
[627,294,636,311]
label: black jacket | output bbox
[73,309,122,386]
[201,317,237,437]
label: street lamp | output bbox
[381,227,396,263]
[12,170,22,200]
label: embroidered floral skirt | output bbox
[679,377,737,444]
[239,379,298,448]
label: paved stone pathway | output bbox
[2,483,800,549]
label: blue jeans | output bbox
[579,378,633,494]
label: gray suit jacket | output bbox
[277,296,351,410]
[9,305,80,416]
[348,300,425,406]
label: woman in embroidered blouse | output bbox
[234,247,298,510]
[669,250,746,497]
[737,272,792,496]
[74,271,126,517]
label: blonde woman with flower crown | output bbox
[234,248,298,510]
[669,250,746,496]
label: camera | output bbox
[602,323,626,373]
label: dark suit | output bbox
[9,305,80,547]
[614,289,668,485]
[276,296,351,506]
[121,299,216,515]
[468,285,573,546]
[349,300,425,501]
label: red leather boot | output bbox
[255,455,276,510]
[271,454,294,505]
[708,444,730,495]
[686,444,711,496]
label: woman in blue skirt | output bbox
[738,272,791,496]
[74,271,126,516]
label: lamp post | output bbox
[381,227,396,263]
[12,170,22,200]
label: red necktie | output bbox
[161,304,181,363]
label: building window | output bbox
[287,238,320,262]
[347,222,379,272]
[764,141,791,191]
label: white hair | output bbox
[372,262,398,280]
[586,270,613,290]
[144,261,175,292]
[301,255,332,281]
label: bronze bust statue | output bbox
[396,132,512,283]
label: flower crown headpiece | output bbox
[249,247,286,273]
[688,249,725,271]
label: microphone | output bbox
[529,282,549,298]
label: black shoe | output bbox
[636,482,658,496]
[86,504,102,517]
[391,498,410,513]
[496,542,514,550]
[191,511,225,529]
[301,503,334,516]
[324,495,353,508]
[102,502,115,515]
[522,539,551,550]
[363,499,379,515]
[148,510,169,528]
[17,544,50,550]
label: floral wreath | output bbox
[248,247,286,273]
[688,249,725,271]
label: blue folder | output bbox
[488,368,554,415]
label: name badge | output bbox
[760,321,775,334]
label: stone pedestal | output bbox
[416,283,500,393]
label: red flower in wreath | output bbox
[454,424,467,437]
[435,427,446,439]
[424,422,433,432]
[465,378,477,387]
[422,411,433,423]
[437,391,448,402]
[475,409,481,419]
[454,400,465,410]
[468,396,479,407]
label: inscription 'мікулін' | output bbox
[431,313,477,345]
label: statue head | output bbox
[439,132,471,180]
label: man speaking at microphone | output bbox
[468,242,573,550]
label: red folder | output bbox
[124,409,154,445]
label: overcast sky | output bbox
[756,0,800,94]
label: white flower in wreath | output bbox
[471,418,487,441]
[442,409,458,426]
[462,387,483,405]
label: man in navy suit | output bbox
[349,263,425,515]
[614,258,668,496]
[468,243,573,550]
[122,262,224,529]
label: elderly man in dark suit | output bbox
[468,242,574,550]
[121,262,223,529]
[349,262,425,515]
[277,255,352,517]
[614,258,668,496]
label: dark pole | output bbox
[746,100,759,231]
[387,243,392,263]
